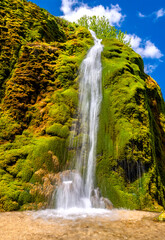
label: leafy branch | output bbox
[77,15,131,46]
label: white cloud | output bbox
[156,8,165,18]
[138,12,146,18]
[125,34,142,49]
[61,0,77,15]
[125,34,163,59]
[141,41,163,59]
[138,8,165,20]
[144,64,157,74]
[60,0,126,26]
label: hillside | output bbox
[0,0,165,211]
[0,0,93,211]
[96,39,165,210]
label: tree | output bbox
[77,15,131,47]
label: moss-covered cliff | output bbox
[96,39,165,210]
[0,0,165,212]
[0,0,93,211]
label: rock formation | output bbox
[0,0,165,211]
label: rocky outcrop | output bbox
[96,39,165,211]
[0,0,93,211]
[0,0,165,212]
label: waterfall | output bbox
[56,30,103,210]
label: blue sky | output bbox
[29,0,165,98]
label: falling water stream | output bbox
[34,31,116,219]
[55,30,103,211]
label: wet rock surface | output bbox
[0,210,165,240]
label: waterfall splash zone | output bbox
[35,31,113,219]
[1,211,163,240]
[33,208,119,220]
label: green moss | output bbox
[0,112,21,141]
[0,176,26,211]
[0,0,94,211]
[1,0,165,213]
[49,103,70,124]
[96,39,165,210]
[29,137,66,172]
[3,199,19,211]
[62,88,78,109]
[18,161,34,182]
[18,191,32,205]
[46,123,63,136]
[46,123,69,138]
[60,125,70,138]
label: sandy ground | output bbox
[0,210,164,240]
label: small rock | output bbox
[158,212,165,221]
[101,197,113,210]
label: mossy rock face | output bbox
[96,38,165,210]
[1,0,165,212]
[46,123,69,138]
[0,0,93,211]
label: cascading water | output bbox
[56,30,104,210]
[33,31,116,221]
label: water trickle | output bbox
[56,30,104,210]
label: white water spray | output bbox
[56,30,104,210]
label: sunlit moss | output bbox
[0,0,93,211]
[1,0,165,212]
[96,38,165,210]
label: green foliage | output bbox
[78,15,130,46]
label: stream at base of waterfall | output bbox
[2,210,164,240]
